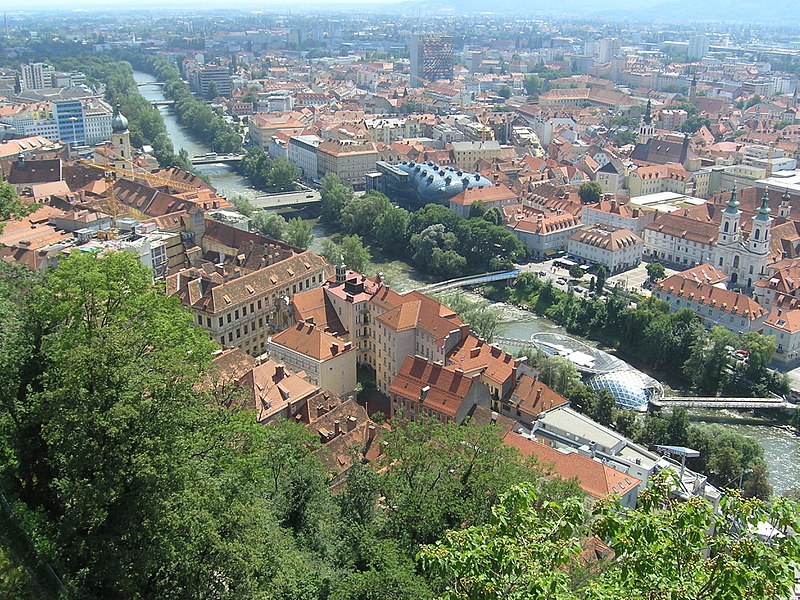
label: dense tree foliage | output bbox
[319,175,526,276]
[422,474,799,600]
[237,148,301,192]
[578,181,603,204]
[435,292,501,343]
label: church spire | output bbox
[755,187,772,220]
[725,183,740,213]
[643,98,653,125]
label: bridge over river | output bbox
[651,397,796,411]
[419,270,520,294]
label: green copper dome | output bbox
[112,105,129,133]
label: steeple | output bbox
[725,183,740,213]
[755,187,772,221]
[718,183,742,246]
[749,186,773,256]
[335,254,347,283]
[638,99,655,145]
[779,188,791,218]
[643,99,652,125]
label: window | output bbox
[219,317,223,327]
[227,313,232,324]
[206,317,211,328]
[257,300,262,310]
[250,303,254,313]
[236,328,241,338]
[197,315,203,325]
[228,332,233,342]
[242,306,247,316]
[235,309,239,319]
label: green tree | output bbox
[0,252,304,596]
[251,210,287,240]
[646,262,666,282]
[267,158,301,192]
[0,178,35,233]
[578,181,602,204]
[231,194,255,217]
[421,475,800,600]
[595,265,608,292]
[320,173,353,226]
[498,85,512,99]
[523,74,543,97]
[468,200,487,218]
[326,235,372,274]
[590,389,616,426]
[568,264,584,279]
[374,205,410,252]
[205,80,219,100]
[284,217,314,250]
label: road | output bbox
[514,258,677,299]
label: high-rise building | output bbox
[688,34,710,61]
[53,100,86,147]
[19,62,49,90]
[598,37,620,63]
[410,34,454,87]
[197,66,233,99]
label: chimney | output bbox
[346,415,357,432]
[334,420,341,436]
[275,364,285,379]
[419,385,430,402]
[366,424,377,447]
[331,343,339,355]
[491,411,498,423]
[536,386,543,404]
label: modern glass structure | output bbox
[53,100,86,147]
[589,369,663,412]
[372,161,493,209]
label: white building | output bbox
[567,224,644,273]
[288,134,322,181]
[507,213,582,259]
[712,186,772,289]
[688,34,710,61]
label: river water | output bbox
[132,70,800,495]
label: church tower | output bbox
[749,188,772,255]
[110,104,132,172]
[638,99,655,145]
[779,188,791,219]
[717,184,742,246]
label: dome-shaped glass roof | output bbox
[588,369,663,412]
[394,161,493,206]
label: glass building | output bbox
[589,369,663,412]
[371,161,493,209]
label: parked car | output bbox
[556,278,567,285]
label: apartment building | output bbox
[652,268,767,334]
[581,198,656,235]
[167,251,333,357]
[267,321,357,397]
[567,224,644,273]
[389,356,489,424]
[643,213,719,268]
[507,213,582,259]
[287,134,322,180]
[451,140,501,171]
[316,140,379,188]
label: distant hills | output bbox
[406,0,797,23]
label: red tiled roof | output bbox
[502,431,640,499]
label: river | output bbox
[132,69,800,495]
[133,71,257,201]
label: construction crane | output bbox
[78,158,199,193]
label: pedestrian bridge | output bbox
[190,154,244,165]
[137,81,165,87]
[651,397,796,411]
[494,332,626,375]
[420,269,520,293]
